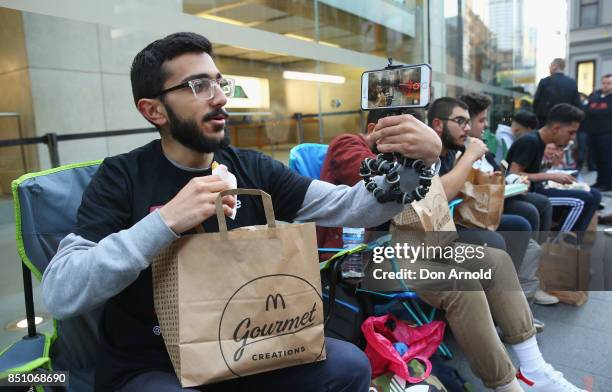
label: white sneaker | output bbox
[534,290,559,305]
[517,364,587,391]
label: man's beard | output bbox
[165,105,231,153]
[442,123,465,152]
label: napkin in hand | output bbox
[212,162,238,219]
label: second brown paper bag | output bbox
[455,168,505,231]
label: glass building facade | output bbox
[0,0,559,354]
[0,1,539,178]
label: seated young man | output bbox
[40,32,443,392]
[542,143,567,171]
[458,93,553,239]
[458,93,555,305]
[316,109,432,250]
[506,103,601,234]
[496,111,539,160]
[512,111,539,139]
[319,107,586,392]
[540,143,588,232]
[428,97,531,270]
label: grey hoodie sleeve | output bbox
[42,159,439,319]
[295,160,440,227]
[41,210,178,319]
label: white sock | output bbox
[495,378,525,392]
[512,336,546,375]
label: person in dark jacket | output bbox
[584,74,612,191]
[533,58,581,126]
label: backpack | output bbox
[430,355,476,392]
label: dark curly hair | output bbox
[546,103,584,125]
[512,111,539,130]
[427,97,468,126]
[130,32,213,105]
[458,92,492,118]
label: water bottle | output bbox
[341,227,365,279]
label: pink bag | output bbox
[361,314,445,383]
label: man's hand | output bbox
[370,114,442,165]
[521,176,531,188]
[463,137,488,162]
[159,175,235,234]
[548,172,576,185]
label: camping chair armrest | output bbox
[318,245,367,271]
[0,333,52,379]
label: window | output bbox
[579,0,598,28]
[576,60,596,95]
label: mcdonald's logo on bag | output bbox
[266,294,286,311]
[218,275,325,375]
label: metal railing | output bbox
[0,110,362,168]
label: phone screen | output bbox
[361,64,430,110]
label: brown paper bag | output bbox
[152,189,326,387]
[546,291,588,306]
[455,168,505,231]
[538,233,590,306]
[391,176,458,248]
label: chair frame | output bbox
[1,160,102,383]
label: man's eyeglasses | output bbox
[156,77,235,100]
[441,116,471,128]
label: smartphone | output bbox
[361,64,432,110]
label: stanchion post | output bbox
[295,112,304,144]
[45,132,60,168]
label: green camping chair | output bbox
[482,129,498,154]
[1,161,103,391]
